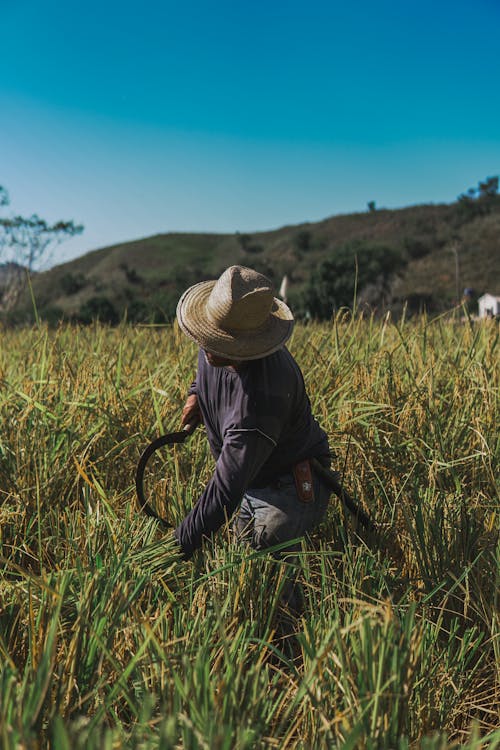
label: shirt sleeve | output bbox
[174,427,276,558]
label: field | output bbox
[0,315,499,749]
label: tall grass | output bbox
[0,315,498,748]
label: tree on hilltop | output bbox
[0,185,84,310]
[457,175,499,221]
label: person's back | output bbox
[193,346,329,487]
[173,265,331,560]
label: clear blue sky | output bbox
[1,0,499,266]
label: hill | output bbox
[7,193,500,323]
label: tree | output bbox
[458,175,499,202]
[236,232,264,254]
[294,229,312,254]
[456,175,499,221]
[76,296,119,325]
[300,241,405,319]
[0,185,84,309]
[478,175,499,199]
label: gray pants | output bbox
[233,469,331,622]
[234,469,331,551]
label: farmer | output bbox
[174,265,331,579]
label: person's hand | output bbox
[181,394,202,431]
[167,529,191,562]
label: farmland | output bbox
[0,315,499,748]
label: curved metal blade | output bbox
[135,429,191,527]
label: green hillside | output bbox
[8,191,500,323]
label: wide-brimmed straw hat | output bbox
[176,265,294,360]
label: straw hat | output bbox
[176,265,294,360]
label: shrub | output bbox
[294,229,312,253]
[59,272,86,296]
[119,263,142,284]
[301,241,406,319]
[404,237,431,259]
[125,299,150,323]
[76,296,119,325]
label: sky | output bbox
[1,0,500,267]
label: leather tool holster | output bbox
[293,460,315,503]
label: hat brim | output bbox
[176,279,294,361]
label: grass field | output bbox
[0,314,498,748]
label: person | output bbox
[174,265,332,580]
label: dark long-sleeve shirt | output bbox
[174,347,330,557]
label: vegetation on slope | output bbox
[5,177,500,324]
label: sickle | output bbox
[311,459,377,533]
[135,423,376,534]
[135,424,195,528]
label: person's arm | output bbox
[174,428,276,558]
[181,371,203,429]
[181,393,202,429]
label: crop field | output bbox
[0,315,499,749]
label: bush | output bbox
[236,233,264,254]
[300,241,406,319]
[119,263,142,284]
[41,306,66,325]
[76,296,119,325]
[404,237,431,259]
[149,290,179,323]
[125,299,150,323]
[59,273,86,296]
[294,229,312,253]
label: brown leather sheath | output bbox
[293,460,315,503]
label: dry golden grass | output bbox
[0,314,498,748]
